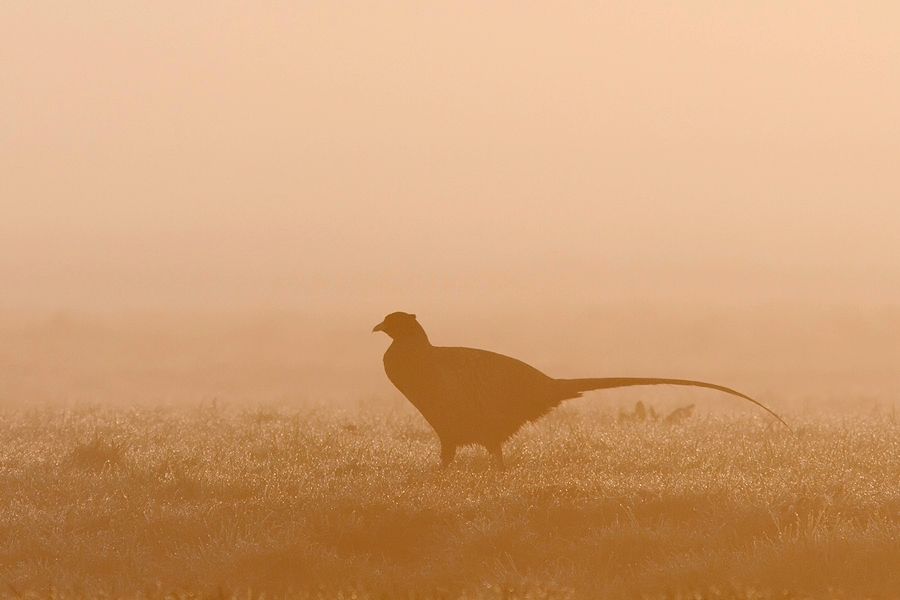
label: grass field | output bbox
[2,401,899,599]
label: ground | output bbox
[2,401,899,599]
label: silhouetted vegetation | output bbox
[2,404,899,599]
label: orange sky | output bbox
[2,2,899,313]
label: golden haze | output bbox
[1,3,900,598]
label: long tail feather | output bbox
[563,377,790,430]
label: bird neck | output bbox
[396,323,431,347]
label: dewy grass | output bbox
[1,403,899,599]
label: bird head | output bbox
[372,312,428,342]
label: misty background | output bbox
[1,2,898,409]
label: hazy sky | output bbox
[3,2,899,312]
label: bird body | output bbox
[384,342,567,453]
[374,312,787,468]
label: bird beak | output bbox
[372,321,385,333]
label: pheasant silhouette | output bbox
[374,311,788,468]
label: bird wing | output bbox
[429,346,566,442]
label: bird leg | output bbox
[440,442,457,469]
[487,444,506,470]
